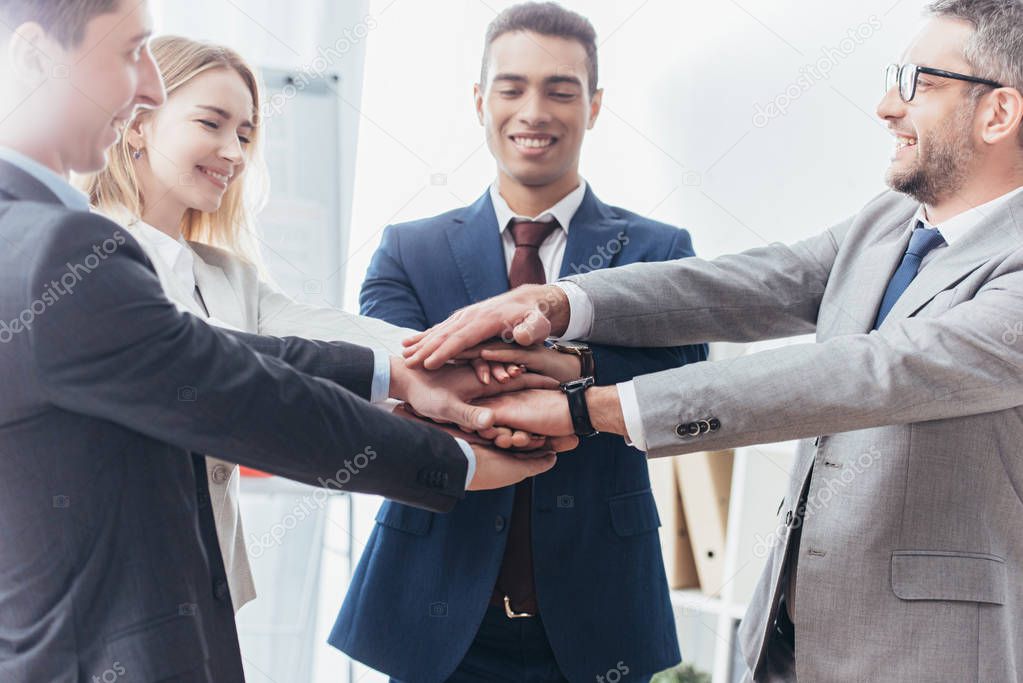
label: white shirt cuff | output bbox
[370,350,390,404]
[553,281,594,341]
[455,438,477,489]
[616,381,648,452]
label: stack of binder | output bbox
[649,451,734,597]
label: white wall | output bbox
[150,0,373,291]
[344,0,930,307]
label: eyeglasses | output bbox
[884,63,1004,102]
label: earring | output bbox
[133,148,143,160]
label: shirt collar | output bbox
[0,146,90,211]
[129,218,197,294]
[912,185,1023,245]
[490,179,587,234]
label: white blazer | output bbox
[125,220,412,612]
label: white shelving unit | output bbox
[663,340,808,682]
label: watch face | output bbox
[563,376,594,390]
[556,341,589,351]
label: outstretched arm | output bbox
[27,215,558,511]
[402,222,847,369]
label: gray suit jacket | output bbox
[0,159,468,682]
[565,189,1023,681]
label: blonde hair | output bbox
[80,35,268,263]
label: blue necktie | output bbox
[873,223,946,329]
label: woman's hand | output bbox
[456,341,582,384]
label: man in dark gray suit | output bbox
[0,1,568,681]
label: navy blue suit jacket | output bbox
[329,186,707,682]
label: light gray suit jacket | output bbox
[564,189,1023,681]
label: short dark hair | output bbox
[480,2,599,96]
[0,0,120,48]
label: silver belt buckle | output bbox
[503,595,533,619]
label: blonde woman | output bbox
[80,36,544,612]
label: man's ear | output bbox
[980,87,1023,146]
[587,88,604,130]
[474,82,485,126]
[7,22,59,88]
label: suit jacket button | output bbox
[213,579,230,602]
[211,464,230,484]
[418,469,446,488]
[494,515,506,532]
[675,422,701,438]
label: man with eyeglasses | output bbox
[399,1,1023,680]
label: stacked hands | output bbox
[387,284,626,490]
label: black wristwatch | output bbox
[560,376,598,437]
[548,340,594,378]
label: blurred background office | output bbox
[149,1,928,681]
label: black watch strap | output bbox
[561,376,597,437]
[578,348,595,378]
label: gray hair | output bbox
[926,0,1023,142]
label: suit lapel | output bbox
[559,186,628,279]
[446,186,628,304]
[445,192,511,301]
[882,193,1023,326]
[838,215,915,333]
[192,254,249,330]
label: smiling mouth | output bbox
[894,134,918,153]
[196,165,231,187]
[510,134,557,150]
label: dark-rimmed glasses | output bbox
[884,63,1004,102]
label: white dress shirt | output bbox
[558,184,1023,451]
[916,185,1023,266]
[129,220,234,324]
[490,179,587,280]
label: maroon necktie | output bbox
[507,220,558,289]
[492,219,558,616]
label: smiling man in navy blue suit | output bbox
[329,3,707,681]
